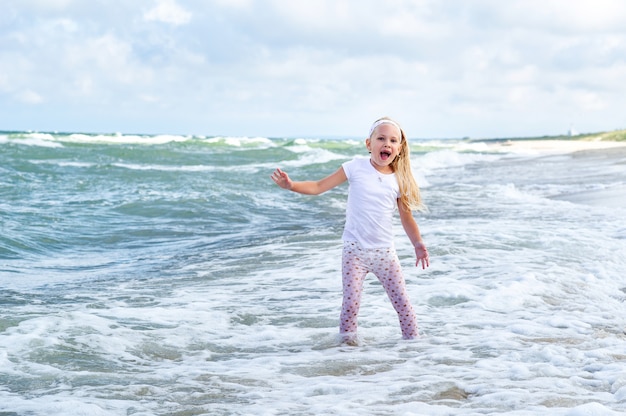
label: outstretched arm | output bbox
[398,200,429,269]
[271,167,347,195]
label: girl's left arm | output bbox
[398,200,429,269]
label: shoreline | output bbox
[483,139,626,155]
[480,138,626,209]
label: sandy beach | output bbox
[486,138,626,155]
[483,139,626,209]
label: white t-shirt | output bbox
[341,157,400,248]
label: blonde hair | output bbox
[370,117,425,212]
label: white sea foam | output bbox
[414,149,502,173]
[0,133,64,148]
[1,135,625,415]
[281,146,347,168]
[111,162,217,172]
[204,135,274,147]
[61,133,193,145]
[28,159,95,168]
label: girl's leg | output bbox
[339,243,367,340]
[373,249,419,339]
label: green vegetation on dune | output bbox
[470,128,626,143]
[592,129,626,141]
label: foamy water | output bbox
[1,132,625,415]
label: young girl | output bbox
[271,117,429,344]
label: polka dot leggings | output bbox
[340,241,419,340]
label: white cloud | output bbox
[213,0,254,10]
[144,0,191,26]
[519,0,626,32]
[17,90,43,104]
[572,90,607,111]
[9,0,73,12]
[2,0,626,137]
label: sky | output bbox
[1,0,626,139]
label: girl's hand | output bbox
[271,168,293,190]
[414,242,429,269]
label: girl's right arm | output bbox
[271,167,347,195]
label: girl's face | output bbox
[366,123,402,172]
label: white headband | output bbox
[368,119,401,137]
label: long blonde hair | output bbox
[370,117,425,212]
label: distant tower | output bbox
[568,124,578,136]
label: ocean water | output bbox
[1,131,625,416]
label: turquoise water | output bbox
[1,131,626,415]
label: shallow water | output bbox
[1,132,625,415]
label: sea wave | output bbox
[414,149,502,173]
[2,128,626,415]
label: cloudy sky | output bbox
[2,0,626,139]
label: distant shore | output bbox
[471,128,626,143]
[477,132,626,209]
[484,138,626,155]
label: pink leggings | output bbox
[340,242,419,339]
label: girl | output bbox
[271,117,429,344]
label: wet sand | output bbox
[488,140,626,208]
[486,139,626,155]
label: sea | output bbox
[1,130,625,416]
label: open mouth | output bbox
[380,151,392,161]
